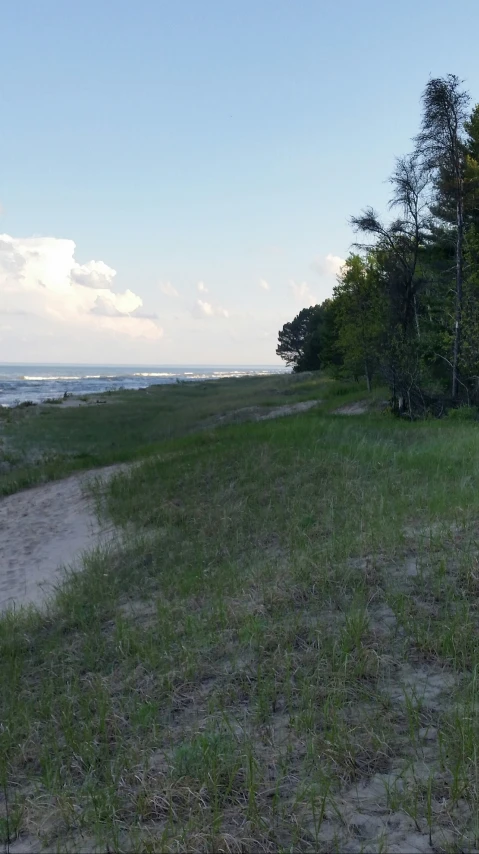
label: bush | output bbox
[447,405,478,421]
[321,380,365,400]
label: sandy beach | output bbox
[0,466,121,612]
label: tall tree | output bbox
[414,75,470,398]
[333,254,387,390]
[463,104,479,230]
[299,300,340,373]
[276,302,340,373]
[351,153,430,337]
[276,307,316,369]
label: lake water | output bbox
[0,364,290,407]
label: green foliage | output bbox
[333,254,387,388]
[447,405,478,421]
[277,76,479,415]
[276,301,340,373]
[276,306,318,369]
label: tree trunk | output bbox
[452,187,464,399]
[365,361,371,393]
[414,296,420,339]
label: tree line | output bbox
[277,75,479,415]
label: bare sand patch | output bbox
[0,400,319,615]
[256,400,320,420]
[211,399,320,427]
[41,396,114,408]
[334,400,370,415]
[0,465,123,613]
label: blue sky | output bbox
[1,0,479,364]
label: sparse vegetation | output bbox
[2,374,479,851]
[0,372,328,496]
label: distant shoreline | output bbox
[0,363,290,407]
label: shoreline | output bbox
[0,365,290,408]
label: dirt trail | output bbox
[0,402,322,616]
[211,399,320,427]
[334,400,370,415]
[0,466,123,613]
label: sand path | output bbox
[334,400,370,415]
[0,466,122,613]
[0,401,321,616]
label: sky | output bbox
[1,0,479,365]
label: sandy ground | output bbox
[42,396,113,408]
[0,466,123,613]
[334,400,370,415]
[211,399,321,427]
[0,402,321,616]
[1,405,470,853]
[256,400,320,420]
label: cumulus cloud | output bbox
[311,253,345,278]
[259,278,270,291]
[159,281,180,298]
[91,288,142,317]
[90,297,123,318]
[289,279,317,304]
[197,281,208,293]
[193,298,229,319]
[131,307,159,319]
[0,233,162,340]
[71,260,117,289]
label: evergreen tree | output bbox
[414,75,470,397]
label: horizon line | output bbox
[0,361,286,368]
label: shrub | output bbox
[447,405,478,421]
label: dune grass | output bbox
[0,371,345,497]
[2,376,479,851]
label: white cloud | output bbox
[131,307,159,319]
[259,278,270,291]
[289,279,317,304]
[193,298,229,319]
[198,299,213,316]
[160,281,180,298]
[90,288,142,318]
[91,297,123,317]
[0,233,162,341]
[197,281,208,293]
[71,260,117,289]
[311,253,345,278]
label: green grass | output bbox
[0,371,337,496]
[2,374,479,851]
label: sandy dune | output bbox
[0,401,321,615]
[0,466,121,613]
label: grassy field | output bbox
[0,372,363,497]
[2,373,479,852]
